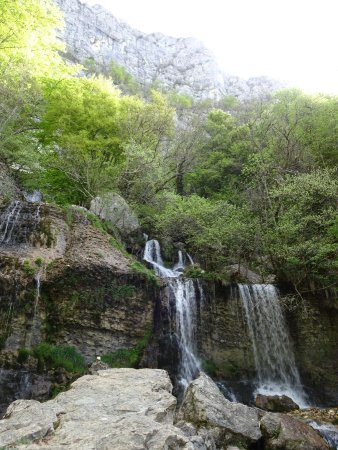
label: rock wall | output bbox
[0,203,155,359]
[54,0,282,99]
[286,295,338,406]
[0,201,157,413]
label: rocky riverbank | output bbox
[0,369,331,449]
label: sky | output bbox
[84,0,338,94]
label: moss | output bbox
[22,260,36,277]
[38,218,54,247]
[201,359,218,377]
[130,261,159,285]
[34,257,44,267]
[102,330,151,368]
[17,348,31,364]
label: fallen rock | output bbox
[176,373,262,448]
[90,192,140,235]
[255,393,300,412]
[0,369,202,449]
[260,412,329,449]
[87,358,110,374]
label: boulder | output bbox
[176,373,262,448]
[260,412,329,449]
[90,192,140,235]
[255,393,300,412]
[0,368,203,449]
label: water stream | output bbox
[144,239,201,388]
[27,271,42,348]
[238,283,307,407]
[0,201,23,244]
[0,199,41,247]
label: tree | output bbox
[0,0,71,168]
[37,76,123,203]
[116,90,175,203]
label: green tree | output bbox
[0,0,71,168]
[37,76,123,203]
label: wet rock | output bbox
[0,369,200,449]
[307,421,338,449]
[176,373,262,448]
[260,412,329,449]
[255,393,300,412]
[90,192,140,235]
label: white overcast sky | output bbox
[84,0,337,94]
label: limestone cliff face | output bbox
[0,201,158,414]
[0,203,155,360]
[55,0,281,99]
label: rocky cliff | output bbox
[0,199,158,414]
[54,0,282,100]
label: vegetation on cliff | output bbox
[0,0,337,295]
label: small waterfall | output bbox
[27,271,42,348]
[144,239,201,388]
[0,200,22,244]
[0,200,41,246]
[238,284,307,407]
[24,190,42,203]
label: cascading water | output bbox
[0,201,22,244]
[27,270,42,348]
[308,421,338,449]
[0,200,41,246]
[238,284,307,407]
[144,239,201,388]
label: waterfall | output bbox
[144,239,201,388]
[0,201,22,244]
[0,201,41,246]
[238,284,307,407]
[27,271,42,348]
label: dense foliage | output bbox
[1,0,337,295]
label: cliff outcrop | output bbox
[55,0,281,100]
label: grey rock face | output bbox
[90,192,140,234]
[55,0,282,100]
[176,373,262,448]
[0,369,202,449]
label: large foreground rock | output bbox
[0,369,201,449]
[176,373,262,448]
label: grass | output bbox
[101,331,151,368]
[130,261,159,285]
[18,343,86,374]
